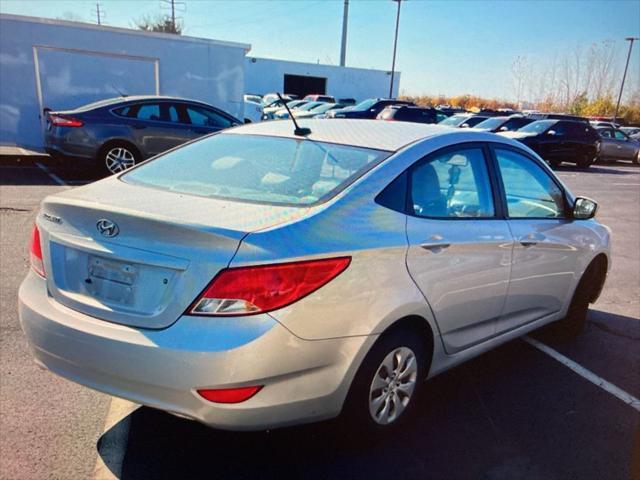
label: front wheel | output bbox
[634,150,640,165]
[98,143,139,175]
[577,153,594,169]
[343,328,428,432]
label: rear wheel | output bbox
[343,328,428,433]
[548,159,561,169]
[98,142,139,175]
[634,150,640,165]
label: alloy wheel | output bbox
[105,147,136,174]
[368,346,418,425]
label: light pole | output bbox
[614,37,639,122]
[389,0,402,98]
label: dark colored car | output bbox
[524,113,589,123]
[44,96,241,175]
[499,119,600,168]
[438,113,489,128]
[326,98,415,119]
[472,116,534,133]
[596,127,640,164]
[338,98,357,106]
[377,105,448,124]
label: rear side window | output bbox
[185,106,234,128]
[495,149,565,218]
[123,134,390,206]
[136,104,161,121]
[409,148,495,218]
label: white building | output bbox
[245,57,398,101]
[0,14,400,151]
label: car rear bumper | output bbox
[44,128,98,161]
[19,272,375,430]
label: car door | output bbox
[405,145,513,354]
[491,146,578,334]
[543,121,570,160]
[182,104,237,140]
[124,102,193,157]
[598,128,615,159]
[612,129,637,160]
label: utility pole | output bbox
[614,36,639,122]
[92,2,104,25]
[389,0,402,98]
[340,0,349,67]
[161,0,185,33]
[95,3,102,25]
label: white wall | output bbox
[0,14,249,150]
[245,57,400,101]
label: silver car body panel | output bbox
[19,120,611,430]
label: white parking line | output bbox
[92,398,137,480]
[524,336,640,412]
[35,161,66,186]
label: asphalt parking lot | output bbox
[1,156,639,480]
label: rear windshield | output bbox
[122,134,390,206]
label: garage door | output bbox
[283,74,327,99]
[35,46,159,115]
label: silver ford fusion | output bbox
[19,120,610,431]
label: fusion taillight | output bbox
[49,114,83,127]
[190,257,351,316]
[197,386,263,404]
[29,225,45,278]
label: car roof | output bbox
[227,119,466,152]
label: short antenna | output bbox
[277,93,311,136]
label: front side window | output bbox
[519,120,556,134]
[123,134,389,206]
[495,148,565,218]
[409,148,495,218]
[613,130,628,140]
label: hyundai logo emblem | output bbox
[96,219,119,238]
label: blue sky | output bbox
[1,0,639,100]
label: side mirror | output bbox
[460,123,470,128]
[573,197,597,219]
[499,126,508,131]
[547,130,556,136]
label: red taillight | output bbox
[49,114,83,127]
[197,386,263,404]
[29,225,45,277]
[190,257,351,316]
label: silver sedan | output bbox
[19,120,610,431]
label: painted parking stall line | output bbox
[524,336,640,412]
[35,161,66,186]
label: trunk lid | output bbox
[39,177,308,329]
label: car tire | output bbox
[551,262,600,339]
[549,159,561,169]
[577,153,593,169]
[634,151,640,165]
[342,327,428,434]
[98,142,140,176]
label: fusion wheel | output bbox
[100,144,139,175]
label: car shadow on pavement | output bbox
[97,330,639,480]
[0,156,103,186]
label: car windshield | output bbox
[287,100,306,109]
[122,134,390,206]
[473,117,505,130]
[296,102,325,112]
[351,98,378,112]
[312,103,341,114]
[439,114,468,126]
[518,120,556,133]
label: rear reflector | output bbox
[190,257,351,316]
[49,114,83,127]
[197,386,263,403]
[29,225,45,277]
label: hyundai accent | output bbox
[19,120,610,431]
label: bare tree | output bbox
[134,14,182,34]
[510,56,528,107]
